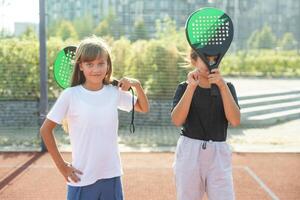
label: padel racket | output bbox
[185,7,234,96]
[53,46,77,89]
[53,46,135,133]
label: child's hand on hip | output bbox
[60,162,83,183]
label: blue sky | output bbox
[0,0,38,32]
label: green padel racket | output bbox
[53,46,77,89]
[185,7,234,96]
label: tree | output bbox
[258,25,276,49]
[20,26,37,40]
[110,37,132,78]
[279,32,297,50]
[247,30,259,49]
[155,16,177,39]
[0,28,12,38]
[94,20,111,37]
[154,15,186,51]
[143,40,180,99]
[94,9,123,38]
[247,25,276,49]
[132,18,148,41]
[125,40,149,84]
[73,14,94,39]
[47,20,60,38]
[55,20,78,41]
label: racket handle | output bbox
[111,79,119,86]
[211,84,219,96]
[111,79,132,91]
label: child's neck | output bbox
[198,77,210,88]
[82,82,104,91]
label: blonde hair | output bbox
[62,36,113,133]
[181,48,199,68]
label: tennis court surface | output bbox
[0,152,299,200]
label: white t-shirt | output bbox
[47,84,136,186]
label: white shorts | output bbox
[173,136,235,200]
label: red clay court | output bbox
[0,152,299,200]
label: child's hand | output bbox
[118,77,141,91]
[187,69,200,87]
[60,162,83,183]
[208,69,226,89]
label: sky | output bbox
[0,0,39,33]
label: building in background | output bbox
[210,0,300,49]
[117,0,209,38]
[46,0,119,25]
[45,0,300,49]
[46,0,212,37]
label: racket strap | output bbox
[129,88,135,133]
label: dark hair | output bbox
[71,36,112,87]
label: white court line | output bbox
[243,166,280,200]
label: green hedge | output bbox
[1,37,300,100]
[222,50,300,77]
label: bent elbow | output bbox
[230,119,241,127]
[40,126,46,138]
[171,118,182,127]
[143,106,150,113]
[139,106,149,113]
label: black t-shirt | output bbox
[171,82,239,141]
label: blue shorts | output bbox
[67,176,123,200]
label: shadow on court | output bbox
[0,152,299,200]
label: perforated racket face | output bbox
[53,46,77,89]
[186,8,233,67]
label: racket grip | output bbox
[111,79,119,86]
[111,79,132,91]
[211,84,219,96]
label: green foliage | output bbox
[55,20,78,41]
[20,27,37,40]
[1,35,300,100]
[247,25,276,49]
[155,16,177,39]
[247,30,259,49]
[125,40,149,84]
[111,37,132,79]
[279,32,297,50]
[94,9,123,38]
[143,40,181,99]
[132,18,149,41]
[73,14,95,39]
[94,20,111,36]
[0,28,11,38]
[0,38,39,99]
[47,20,60,38]
[222,50,300,77]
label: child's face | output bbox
[192,56,209,78]
[80,56,109,85]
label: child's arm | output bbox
[40,119,82,182]
[132,82,149,113]
[171,69,200,127]
[209,69,241,127]
[118,78,149,113]
[219,84,241,127]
